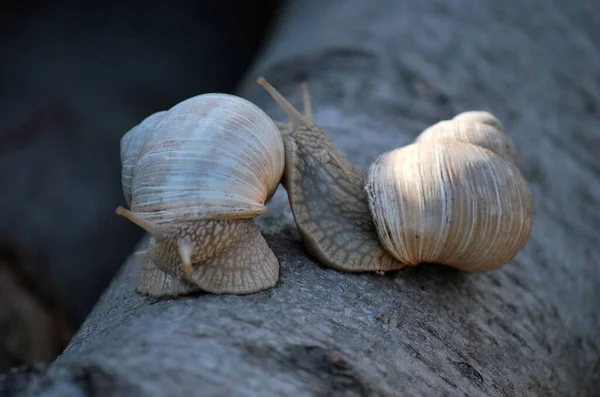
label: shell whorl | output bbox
[121,93,284,224]
[416,115,518,165]
[452,110,505,131]
[366,141,533,271]
[121,111,167,206]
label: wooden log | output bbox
[12,0,600,395]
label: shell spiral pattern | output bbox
[366,113,534,272]
[121,93,285,224]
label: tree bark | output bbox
[12,0,600,396]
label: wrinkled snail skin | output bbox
[257,77,533,274]
[257,77,405,272]
[117,93,284,296]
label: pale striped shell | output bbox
[416,118,518,165]
[366,140,533,271]
[121,111,166,206]
[452,110,504,131]
[120,93,284,223]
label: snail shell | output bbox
[365,112,533,271]
[121,93,284,223]
[416,118,518,165]
[366,139,533,271]
[121,111,166,207]
[452,110,505,130]
[117,93,284,296]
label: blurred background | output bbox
[0,0,281,371]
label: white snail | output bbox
[257,77,534,273]
[117,93,284,296]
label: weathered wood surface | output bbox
[14,0,600,395]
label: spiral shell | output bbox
[452,110,504,131]
[120,93,284,224]
[366,140,534,271]
[121,111,166,206]
[416,118,518,165]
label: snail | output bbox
[116,93,284,296]
[256,77,533,273]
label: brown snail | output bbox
[117,93,284,296]
[257,77,534,273]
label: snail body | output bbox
[117,93,284,296]
[257,77,533,273]
[257,78,402,272]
